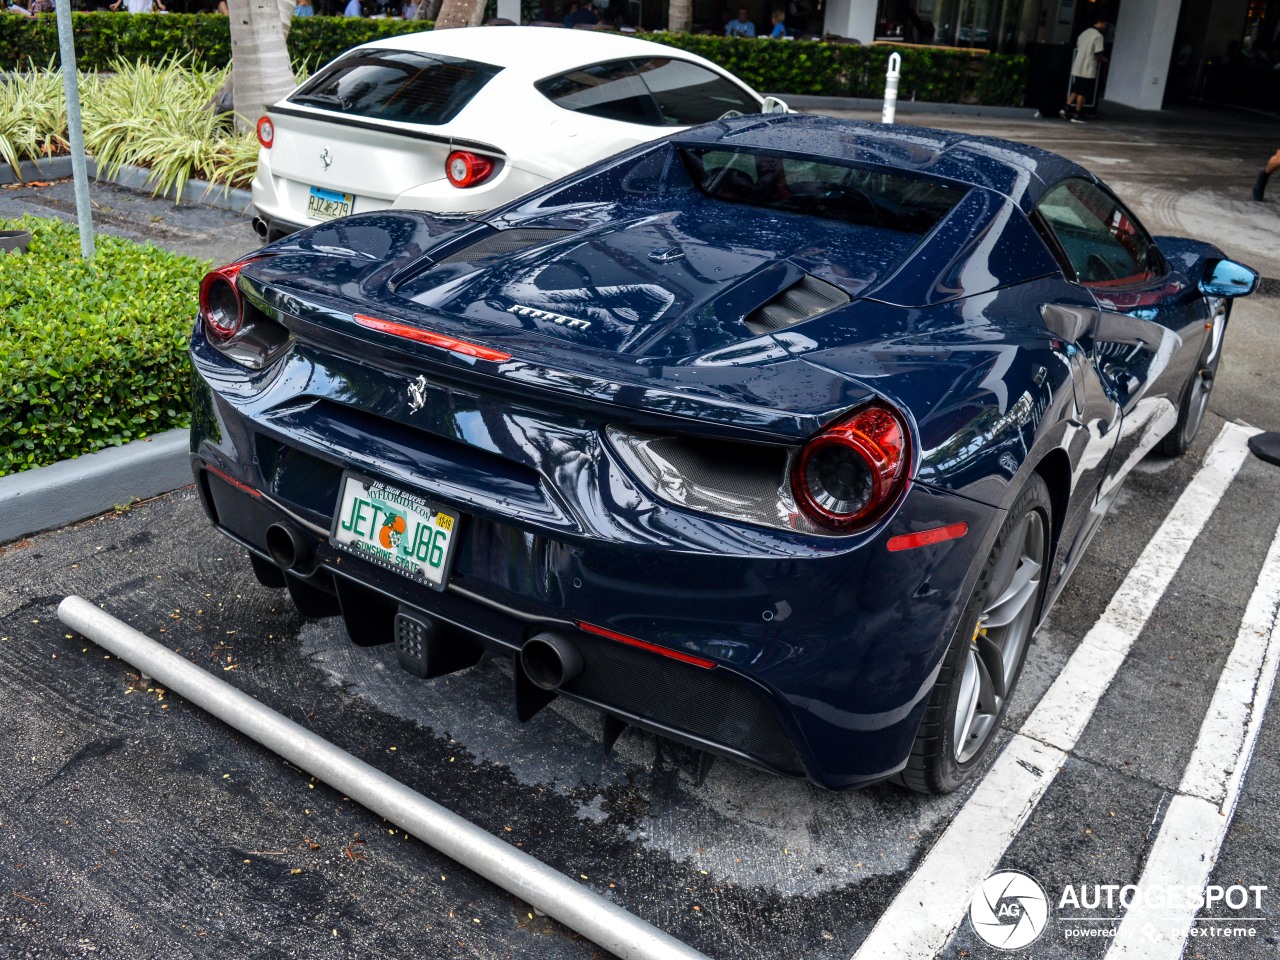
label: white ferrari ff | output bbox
[249,26,788,240]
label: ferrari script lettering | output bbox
[506,304,592,331]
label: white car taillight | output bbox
[446,150,494,188]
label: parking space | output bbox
[3,103,1279,959]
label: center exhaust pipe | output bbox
[520,632,583,691]
[251,216,269,240]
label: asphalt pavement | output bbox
[2,103,1280,960]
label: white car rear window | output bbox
[289,49,503,126]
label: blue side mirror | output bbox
[1200,258,1259,298]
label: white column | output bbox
[824,0,877,43]
[1106,0,1181,110]
[497,0,520,21]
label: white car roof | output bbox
[357,25,720,78]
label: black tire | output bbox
[898,474,1051,795]
[1158,305,1228,457]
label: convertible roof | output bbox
[670,113,1092,211]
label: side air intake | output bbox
[744,275,850,335]
[436,228,574,265]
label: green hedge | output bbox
[0,13,434,74]
[0,216,206,476]
[0,14,1026,105]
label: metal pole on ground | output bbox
[53,0,94,259]
[882,52,902,125]
[56,596,712,960]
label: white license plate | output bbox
[307,185,353,221]
[330,474,459,590]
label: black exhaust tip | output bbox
[266,522,313,572]
[251,217,269,239]
[520,632,583,692]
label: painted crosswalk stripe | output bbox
[851,421,1259,960]
[1105,516,1280,958]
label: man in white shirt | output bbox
[1061,18,1108,123]
[109,0,166,11]
[1059,18,1111,122]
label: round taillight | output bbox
[256,115,274,149]
[445,150,494,188]
[792,404,910,531]
[199,269,244,341]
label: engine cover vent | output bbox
[437,228,574,265]
[745,274,850,335]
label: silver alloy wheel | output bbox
[952,510,1046,763]
[1185,306,1226,443]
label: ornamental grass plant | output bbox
[0,64,67,176]
[0,216,207,476]
[0,58,258,193]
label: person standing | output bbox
[1252,148,1280,200]
[725,6,755,36]
[344,0,362,15]
[1061,17,1109,123]
[110,0,167,11]
[294,0,314,14]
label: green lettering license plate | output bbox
[330,473,459,591]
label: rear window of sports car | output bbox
[680,148,966,234]
[288,50,503,126]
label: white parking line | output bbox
[851,422,1258,960]
[1105,518,1280,959]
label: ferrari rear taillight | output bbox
[197,258,291,369]
[791,404,910,531]
[256,115,274,149]
[445,150,494,188]
[199,261,251,341]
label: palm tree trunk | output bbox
[228,0,297,134]
[434,0,486,29]
[416,0,442,20]
[668,0,690,32]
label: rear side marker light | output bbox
[205,463,262,500]
[887,521,968,552]
[577,621,716,670]
[446,150,495,188]
[354,313,511,362]
[256,115,274,149]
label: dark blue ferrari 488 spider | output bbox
[190,114,1258,793]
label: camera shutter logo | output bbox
[969,870,1050,950]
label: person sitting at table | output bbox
[725,6,755,36]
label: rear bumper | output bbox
[190,341,1001,789]
[250,153,551,238]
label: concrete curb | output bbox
[0,429,192,545]
[775,93,1038,119]
[1,156,252,214]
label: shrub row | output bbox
[0,14,1027,105]
[0,216,206,476]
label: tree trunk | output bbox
[416,0,442,20]
[227,0,297,134]
[667,0,690,32]
[434,0,486,29]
